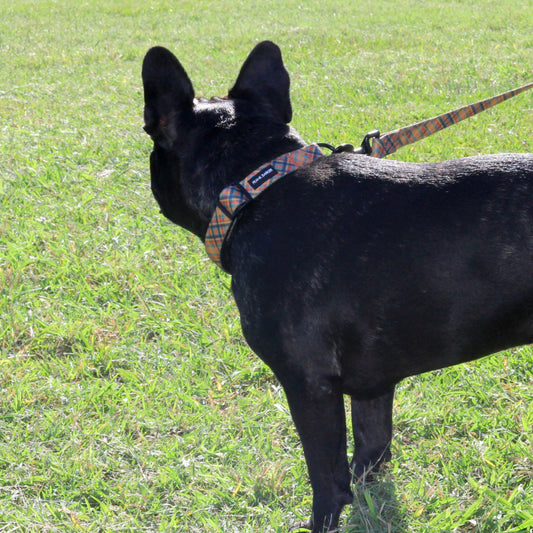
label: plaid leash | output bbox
[204,83,532,271]
[204,144,325,270]
[364,81,533,158]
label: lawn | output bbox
[0,0,532,531]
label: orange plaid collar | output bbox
[204,144,325,272]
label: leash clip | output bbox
[354,129,381,155]
[318,129,380,156]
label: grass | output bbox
[0,0,532,531]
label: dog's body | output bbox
[142,41,533,532]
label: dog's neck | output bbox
[182,125,306,239]
[204,143,325,271]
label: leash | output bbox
[321,81,533,158]
[206,82,532,271]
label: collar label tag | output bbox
[248,165,278,189]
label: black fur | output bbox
[142,41,533,532]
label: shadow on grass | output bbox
[343,470,407,533]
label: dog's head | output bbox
[142,41,294,238]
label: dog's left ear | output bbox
[229,41,292,123]
[142,46,195,149]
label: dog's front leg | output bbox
[351,387,395,478]
[283,379,353,532]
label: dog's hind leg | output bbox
[283,378,353,533]
[350,387,395,479]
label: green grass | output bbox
[1,0,532,531]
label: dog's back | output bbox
[231,152,533,392]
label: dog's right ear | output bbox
[229,41,292,123]
[142,46,194,148]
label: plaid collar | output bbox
[204,143,325,272]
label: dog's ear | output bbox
[142,46,194,148]
[229,41,292,123]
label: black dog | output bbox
[142,41,533,532]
